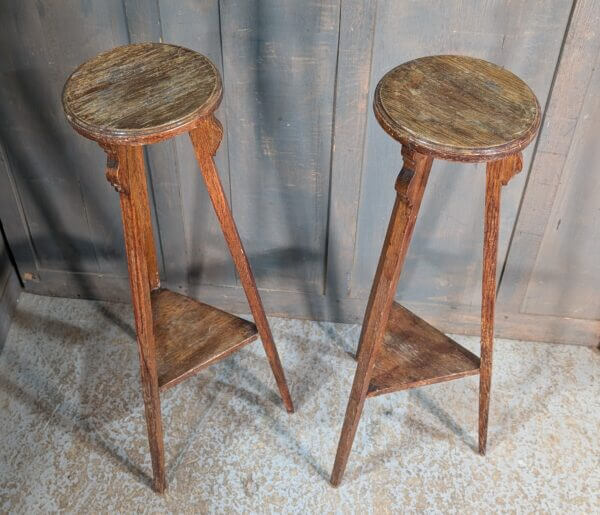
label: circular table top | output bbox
[62,43,222,144]
[374,55,541,162]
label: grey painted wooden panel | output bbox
[220,0,340,293]
[498,0,600,322]
[0,0,597,345]
[158,0,237,291]
[325,0,377,321]
[122,0,179,290]
[0,1,131,292]
[351,0,572,318]
[521,49,600,319]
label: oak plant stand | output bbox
[330,56,541,486]
[62,43,294,493]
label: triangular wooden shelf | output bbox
[367,302,480,397]
[151,288,258,390]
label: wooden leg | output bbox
[106,147,160,289]
[479,153,522,455]
[104,145,166,492]
[189,116,294,413]
[330,148,433,486]
[136,149,160,290]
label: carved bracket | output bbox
[499,152,523,186]
[395,146,431,206]
[190,115,224,159]
[101,145,128,195]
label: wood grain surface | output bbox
[151,288,258,390]
[479,153,522,455]
[367,302,480,397]
[330,148,433,487]
[374,55,541,161]
[108,144,166,493]
[5,2,595,347]
[189,115,295,413]
[62,43,222,144]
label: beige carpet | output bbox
[1,293,598,512]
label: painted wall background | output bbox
[0,0,598,345]
[0,223,20,345]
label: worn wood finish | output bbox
[367,302,480,397]
[3,1,594,346]
[479,153,522,455]
[152,288,258,390]
[63,43,222,145]
[330,148,433,487]
[105,147,159,290]
[351,0,570,320]
[374,56,541,162]
[61,43,294,491]
[332,54,538,485]
[189,116,294,413]
[325,0,377,317]
[108,144,166,493]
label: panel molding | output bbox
[325,0,377,318]
[499,0,600,311]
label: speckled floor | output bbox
[0,293,598,513]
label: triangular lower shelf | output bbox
[151,288,258,390]
[367,302,481,397]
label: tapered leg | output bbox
[330,148,433,486]
[136,151,160,290]
[104,145,166,492]
[479,153,522,455]
[106,147,160,290]
[189,116,294,413]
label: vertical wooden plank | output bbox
[498,0,600,316]
[325,0,377,319]
[122,0,161,41]
[158,0,237,291]
[519,47,600,320]
[123,0,186,290]
[0,140,38,282]
[350,0,571,319]
[33,0,132,277]
[0,2,101,276]
[219,0,340,295]
[0,0,132,299]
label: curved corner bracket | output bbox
[191,115,224,159]
[499,152,523,186]
[101,146,128,195]
[395,146,429,204]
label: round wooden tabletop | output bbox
[374,55,541,162]
[62,43,222,145]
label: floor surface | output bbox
[1,293,598,513]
